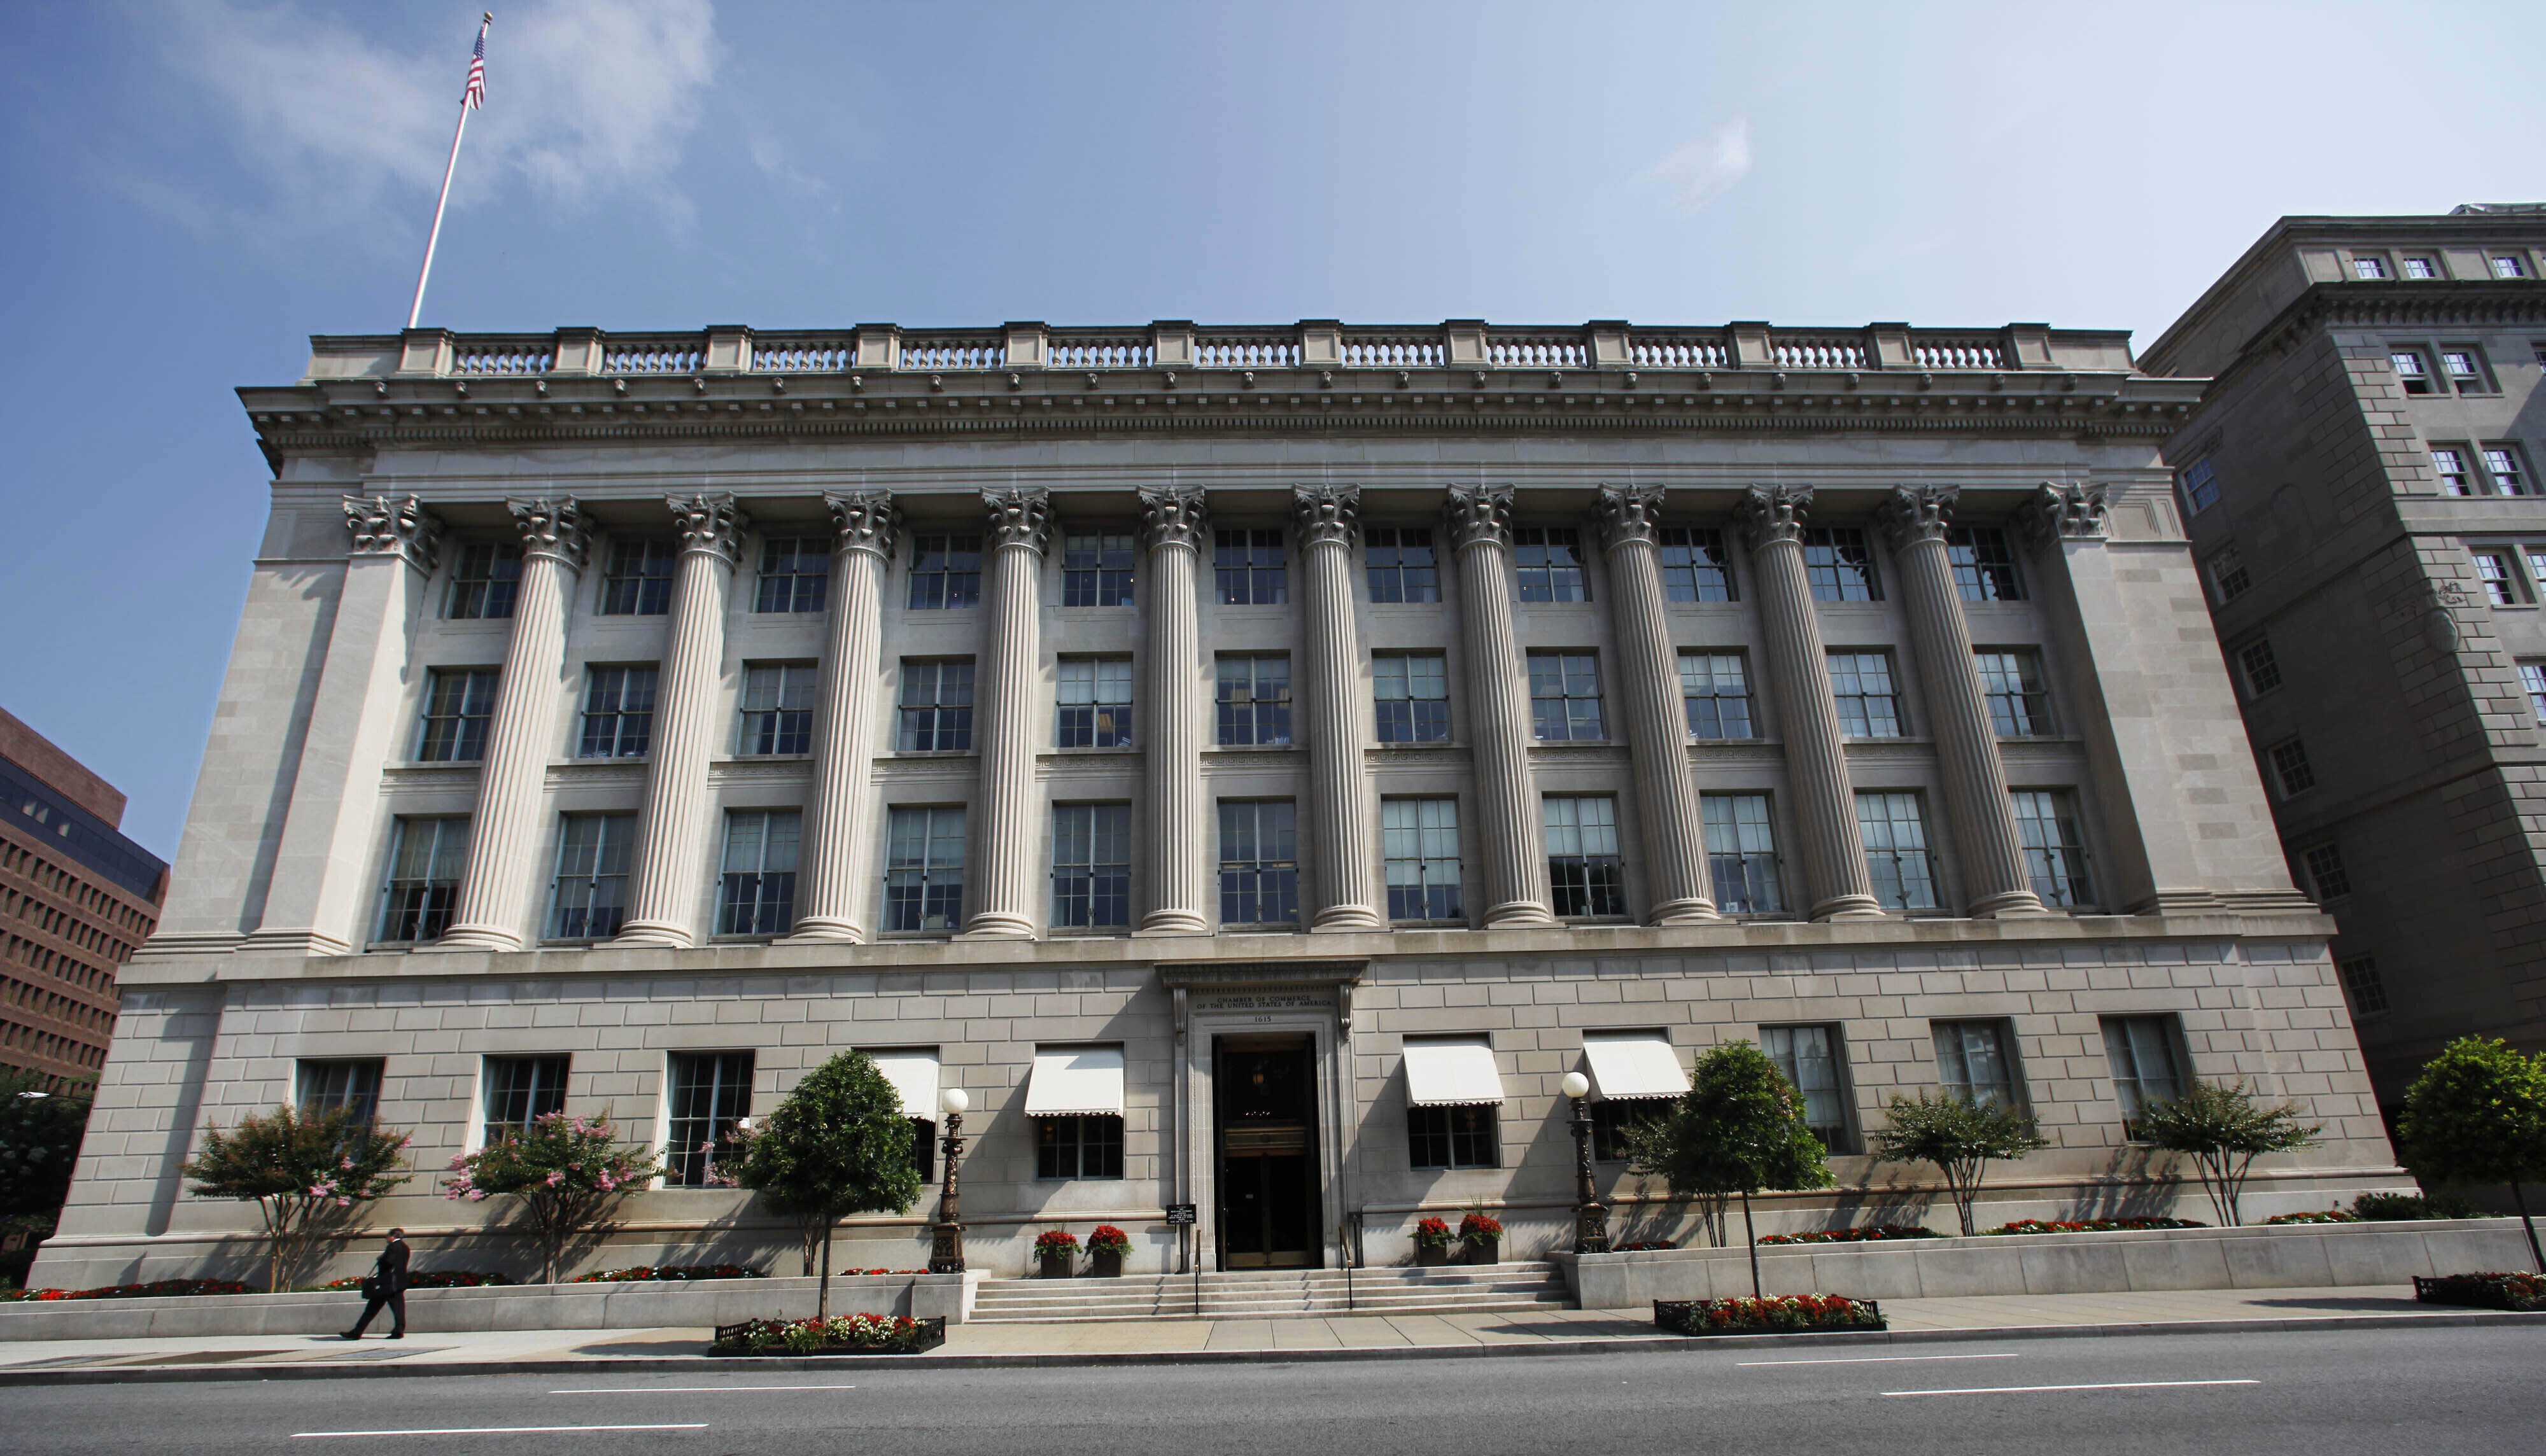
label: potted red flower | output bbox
[1459,1212,1503,1265]
[1411,1216,1454,1266]
[1087,1224,1132,1277]
[1034,1228,1079,1278]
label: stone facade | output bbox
[39,318,2401,1289]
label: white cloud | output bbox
[1638,118,1752,214]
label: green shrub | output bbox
[2350,1191,2480,1221]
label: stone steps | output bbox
[966,1262,1573,1323]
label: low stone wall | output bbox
[0,1271,979,1342]
[1553,1218,2536,1309]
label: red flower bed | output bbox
[1412,1217,1454,1249]
[1459,1213,1503,1240]
[0,1279,254,1302]
[1980,1218,2206,1236]
[1757,1225,1939,1245]
[1087,1226,1132,1256]
[2415,1273,2546,1312]
[572,1264,764,1283]
[321,1271,518,1291]
[1655,1293,1885,1334]
[709,1313,945,1355]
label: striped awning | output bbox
[1023,1046,1125,1117]
[1403,1037,1505,1107]
[868,1049,941,1119]
[1583,1031,1688,1100]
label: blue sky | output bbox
[3,0,2542,858]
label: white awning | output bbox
[868,1049,941,1120]
[1403,1037,1505,1108]
[1583,1031,1689,1100]
[1023,1045,1125,1117]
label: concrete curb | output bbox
[1,1308,2538,1386]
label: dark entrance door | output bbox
[1215,1035,1319,1269]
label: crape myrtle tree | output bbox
[2398,1037,2546,1271]
[443,1110,659,1284]
[1867,1092,2050,1237]
[180,1103,412,1291]
[2134,1079,2321,1227]
[722,1051,923,1320]
[1624,1040,1833,1298]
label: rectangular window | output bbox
[1215,655,1293,746]
[599,538,675,615]
[1657,527,1734,602]
[1365,527,1440,603]
[2442,349,2492,395]
[1214,528,1287,605]
[898,660,976,752]
[1373,653,1451,744]
[1055,657,1134,748]
[717,810,799,936]
[2340,956,2389,1016]
[1678,653,1754,740]
[1036,1115,1124,1179]
[754,538,829,614]
[2270,739,2315,797]
[481,1054,570,1138]
[416,669,498,762]
[2303,843,2351,901]
[885,806,966,933]
[1513,527,1590,602]
[2493,254,2531,279]
[2350,255,2388,279]
[548,813,636,939]
[377,817,468,943]
[297,1060,383,1123]
[1802,527,1879,601]
[738,664,819,756]
[1407,1104,1499,1170]
[1544,795,1625,918]
[2208,544,2251,603]
[2179,458,2221,516]
[1703,794,1784,914]
[2433,447,2473,496]
[2480,445,2531,497]
[2475,550,2521,606]
[2402,256,2438,279]
[1931,1021,2018,1107]
[2010,790,2093,908]
[2101,1016,2183,1138]
[1061,532,1136,608]
[1051,803,1131,929]
[1218,800,1298,925]
[1382,798,1462,922]
[578,666,658,759]
[1856,792,1938,911]
[2521,663,2546,724]
[1761,1025,1850,1151]
[907,535,983,610]
[1591,1099,1668,1163]
[1527,651,1606,741]
[2391,348,2435,395]
[1828,652,1904,738]
[1974,650,2053,737]
[665,1051,754,1187]
[444,542,521,620]
[1948,526,2023,602]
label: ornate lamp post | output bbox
[929,1086,969,1273]
[1561,1071,1610,1254]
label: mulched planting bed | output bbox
[1980,1218,2206,1236]
[320,1271,518,1291]
[1654,1294,1885,1334]
[572,1264,765,1283]
[710,1314,946,1355]
[1757,1225,1939,1244]
[2413,1273,2546,1313]
[0,1279,254,1302]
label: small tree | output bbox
[2135,1079,2321,1227]
[443,1111,658,1284]
[1624,1041,1833,1298]
[180,1103,412,1292]
[2398,1037,2546,1272]
[0,1074,91,1224]
[1868,1092,2050,1236]
[724,1051,923,1319]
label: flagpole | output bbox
[407,13,491,330]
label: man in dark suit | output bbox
[342,1228,411,1340]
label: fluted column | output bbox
[789,492,899,941]
[440,499,591,951]
[1593,485,1719,923]
[1445,486,1556,927]
[1137,488,1211,935]
[1881,486,2045,918]
[1295,486,1382,931]
[1736,486,1882,921]
[962,487,1053,939]
[615,494,750,947]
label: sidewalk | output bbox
[1,1285,2535,1382]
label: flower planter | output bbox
[710,1315,946,1356]
[1090,1250,1125,1278]
[1415,1245,1452,1267]
[2414,1273,2546,1312]
[1038,1250,1077,1279]
[1654,1296,1885,1336]
[1463,1238,1499,1266]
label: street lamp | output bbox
[1560,1071,1609,1254]
[929,1086,969,1273]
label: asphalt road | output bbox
[4,1326,2536,1456]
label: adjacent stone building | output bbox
[2142,209,2546,1112]
[38,318,2403,1289]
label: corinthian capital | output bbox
[982,487,1053,554]
[1291,485,1361,549]
[2018,481,2111,551]
[507,497,593,570]
[1592,484,1666,552]
[1734,485,1815,551]
[666,492,750,564]
[825,490,899,561]
[1442,484,1516,551]
[341,494,442,570]
[1138,487,1209,552]
[1877,485,1959,552]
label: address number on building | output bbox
[1164,1203,1197,1225]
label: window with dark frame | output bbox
[1591,1098,1668,1162]
[1215,655,1292,746]
[2391,348,2436,396]
[416,669,498,762]
[2475,550,2520,606]
[2303,843,2351,902]
[1974,651,2053,736]
[1828,652,1903,738]
[1036,1114,1123,1179]
[2339,956,2389,1016]
[445,542,521,620]
[2481,445,2531,497]
[1657,528,1734,602]
[549,813,636,939]
[598,538,676,615]
[2493,255,2531,279]
[907,535,983,610]
[2433,447,2475,496]
[1857,792,1938,911]
[1061,533,1136,608]
[1931,1021,2018,1107]
[718,809,799,936]
[578,666,658,758]
[1218,800,1298,925]
[2209,544,2251,603]
[1513,528,1589,602]
[665,1051,754,1187]
[2179,458,2221,516]
[898,660,976,752]
[2441,348,2493,395]
[2100,1016,2183,1138]
[1365,528,1440,603]
[2270,739,2316,797]
[297,1060,383,1123]
[885,806,966,933]
[2010,790,2093,909]
[2351,255,2388,279]
[1801,528,1879,601]
[754,538,830,613]
[481,1054,570,1137]
[1407,1103,1498,1170]
[1214,528,1287,605]
[1527,651,1605,740]
[1761,1025,1851,1151]
[1948,526,2023,602]
[1382,798,1462,922]
[1051,804,1130,929]
[738,664,819,755]
[2239,638,2282,697]
[2402,256,2438,279]
[1678,653,1754,739]
[1544,795,1625,918]
[1373,654,1451,743]
[2521,663,2546,724]
[1703,794,1783,914]
[1056,658,1133,748]
[377,817,468,943]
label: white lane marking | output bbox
[1883,1379,2260,1397]
[549,1385,857,1394]
[1740,1352,2022,1367]
[293,1425,709,1438]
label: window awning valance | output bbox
[868,1049,941,1120]
[1023,1045,1125,1117]
[1583,1031,1689,1101]
[1403,1037,1505,1107]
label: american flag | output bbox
[462,15,488,109]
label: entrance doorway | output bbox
[1214,1034,1320,1269]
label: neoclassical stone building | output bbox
[40,319,2403,1288]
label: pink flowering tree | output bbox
[180,1104,412,1292]
[444,1111,660,1284]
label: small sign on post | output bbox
[1165,1203,1197,1225]
[1165,1203,1200,1315]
